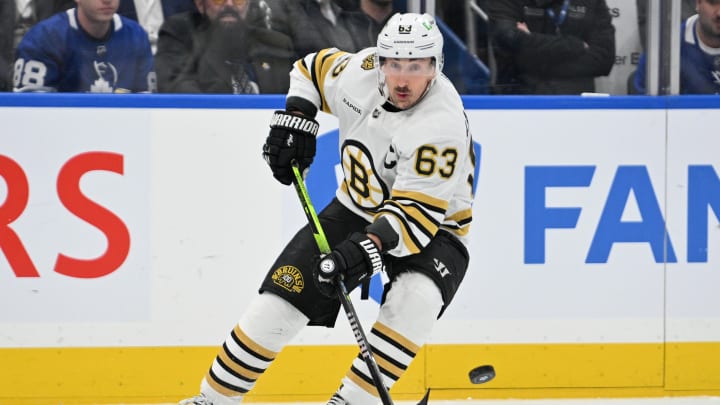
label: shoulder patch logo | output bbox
[271,265,305,293]
[361,54,375,70]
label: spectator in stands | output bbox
[488,0,616,94]
[636,0,696,50]
[293,0,395,55]
[155,0,295,94]
[1,0,75,91]
[627,0,695,93]
[633,0,720,95]
[13,0,156,93]
[116,0,198,53]
[339,0,395,49]
[11,0,76,48]
[359,0,393,25]
[1,1,15,91]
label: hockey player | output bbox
[180,12,476,405]
[13,0,155,93]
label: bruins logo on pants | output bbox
[271,266,304,293]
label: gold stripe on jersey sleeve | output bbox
[234,325,278,361]
[318,51,349,89]
[445,208,473,236]
[373,322,421,354]
[385,200,440,238]
[295,58,311,81]
[391,189,449,212]
[314,49,348,114]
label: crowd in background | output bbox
[1,0,718,95]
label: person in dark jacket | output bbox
[1,0,75,91]
[488,0,616,94]
[155,0,295,94]
[0,0,15,91]
[266,0,394,57]
[116,0,198,53]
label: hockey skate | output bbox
[178,394,213,405]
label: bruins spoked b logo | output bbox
[341,140,389,211]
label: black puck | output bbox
[468,365,496,384]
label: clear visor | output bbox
[380,58,436,77]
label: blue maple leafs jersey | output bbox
[635,14,720,94]
[13,9,156,93]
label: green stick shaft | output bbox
[289,162,394,405]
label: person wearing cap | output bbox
[179,12,476,405]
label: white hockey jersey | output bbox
[288,47,476,257]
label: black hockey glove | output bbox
[262,110,319,185]
[313,233,384,298]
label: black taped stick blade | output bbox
[416,388,431,405]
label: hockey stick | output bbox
[289,162,495,404]
[290,161,395,405]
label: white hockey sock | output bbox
[336,272,443,405]
[201,292,309,404]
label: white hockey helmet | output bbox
[375,13,444,97]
